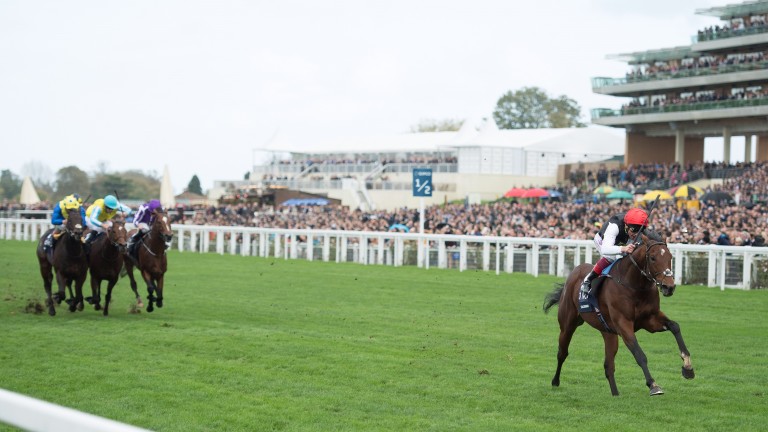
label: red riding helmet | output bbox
[624,208,649,227]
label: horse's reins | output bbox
[139,212,170,257]
[57,209,87,258]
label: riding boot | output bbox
[127,231,142,255]
[83,232,94,255]
[580,271,598,295]
[43,233,54,250]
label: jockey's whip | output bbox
[113,190,127,220]
[633,194,660,245]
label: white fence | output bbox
[0,388,151,432]
[4,217,768,290]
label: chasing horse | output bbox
[543,206,695,396]
[86,219,128,316]
[124,206,173,313]
[36,199,89,316]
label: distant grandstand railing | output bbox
[592,96,768,119]
[261,178,456,192]
[696,25,768,42]
[365,181,456,192]
[591,60,768,88]
[253,162,458,179]
[4,218,768,290]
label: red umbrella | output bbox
[522,187,550,198]
[504,187,527,198]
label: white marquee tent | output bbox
[20,177,41,205]
[160,165,175,208]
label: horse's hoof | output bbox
[649,385,664,396]
[147,304,154,313]
[551,378,560,387]
[85,296,94,305]
[157,300,163,308]
[682,367,695,380]
[48,309,56,317]
[94,304,102,311]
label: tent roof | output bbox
[175,190,207,200]
[160,165,175,208]
[20,177,41,205]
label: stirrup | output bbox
[579,281,591,295]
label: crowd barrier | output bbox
[3,218,768,290]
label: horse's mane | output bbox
[642,229,664,243]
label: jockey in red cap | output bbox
[580,207,649,295]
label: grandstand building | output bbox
[591,0,768,164]
[212,120,623,211]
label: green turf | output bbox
[0,240,766,431]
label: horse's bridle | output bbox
[60,218,86,257]
[100,226,125,260]
[627,240,673,289]
[140,215,172,257]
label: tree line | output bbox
[0,165,204,202]
[411,86,585,132]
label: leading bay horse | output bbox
[543,231,695,396]
[36,207,88,316]
[86,219,128,316]
[124,208,173,312]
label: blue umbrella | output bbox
[389,223,410,232]
[547,189,564,198]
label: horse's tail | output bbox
[543,283,564,314]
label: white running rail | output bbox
[0,388,151,432]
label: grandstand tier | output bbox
[591,0,768,165]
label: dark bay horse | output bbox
[543,231,695,396]
[86,220,128,316]
[36,208,88,316]
[125,209,173,312]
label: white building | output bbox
[212,120,624,210]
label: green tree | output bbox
[492,87,586,129]
[187,175,203,195]
[90,173,134,201]
[55,166,90,198]
[0,170,22,200]
[119,170,160,200]
[409,118,463,133]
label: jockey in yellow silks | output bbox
[43,194,85,250]
[84,194,132,245]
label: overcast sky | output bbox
[1,0,738,193]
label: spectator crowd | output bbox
[4,161,768,247]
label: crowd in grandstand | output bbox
[626,51,766,81]
[5,161,768,247]
[697,14,768,41]
[622,87,766,114]
[146,161,768,247]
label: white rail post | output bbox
[743,251,752,290]
[674,248,683,286]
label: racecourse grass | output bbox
[0,239,766,431]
